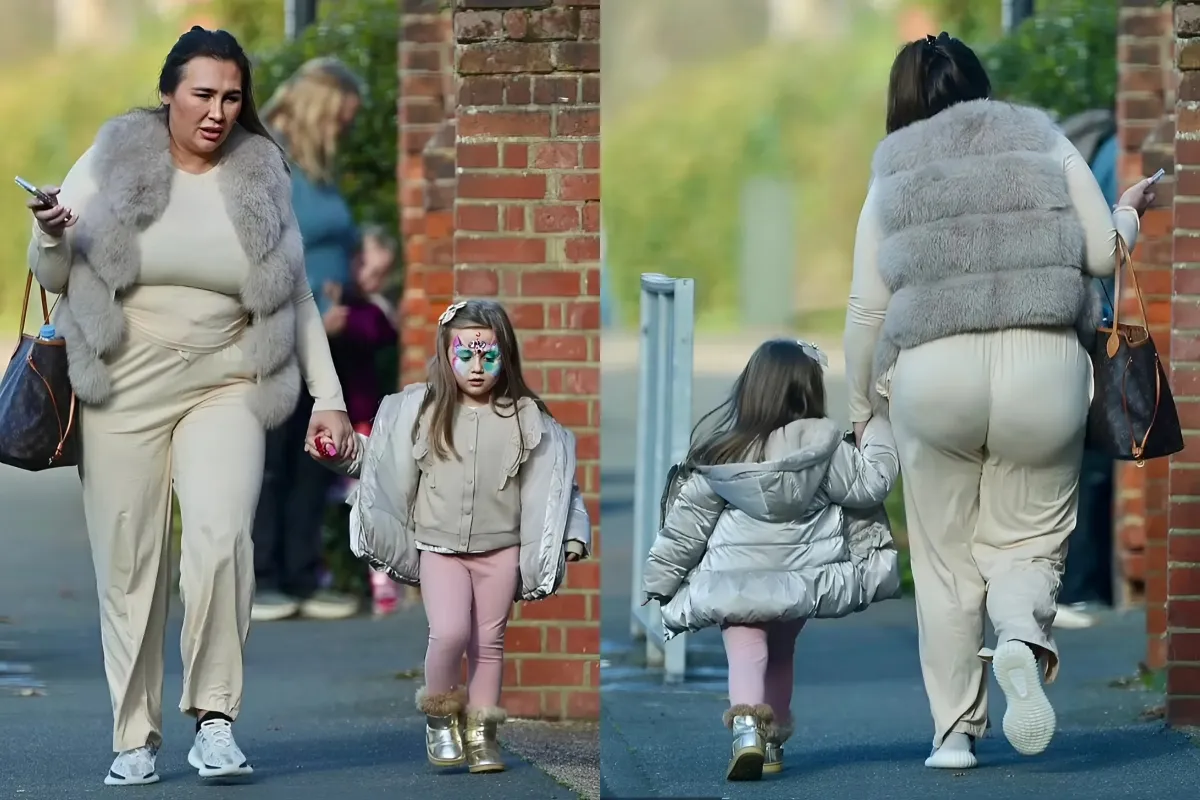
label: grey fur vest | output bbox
[868,99,1095,411]
[53,109,303,428]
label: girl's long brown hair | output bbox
[415,300,549,460]
[686,339,826,467]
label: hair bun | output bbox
[190,25,204,32]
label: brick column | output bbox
[1116,1,1175,669]
[1170,0,1200,727]
[452,0,600,720]
[399,0,457,385]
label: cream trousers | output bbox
[79,329,262,752]
[889,327,1089,748]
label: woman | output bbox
[25,27,355,785]
[843,33,1154,770]
[250,58,365,623]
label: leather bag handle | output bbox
[1107,233,1149,358]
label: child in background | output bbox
[310,299,591,773]
[644,339,901,782]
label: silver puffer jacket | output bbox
[643,417,902,638]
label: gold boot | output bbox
[723,704,772,781]
[763,718,793,774]
[416,687,466,767]
[463,706,507,773]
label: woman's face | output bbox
[337,93,361,137]
[163,57,244,160]
[356,238,393,294]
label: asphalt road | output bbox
[0,464,579,798]
[598,354,1200,800]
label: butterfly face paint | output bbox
[449,329,502,398]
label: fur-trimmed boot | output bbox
[723,704,773,781]
[463,706,507,774]
[763,718,793,774]
[416,687,467,767]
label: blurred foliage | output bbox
[982,0,1118,119]
[210,0,286,52]
[603,15,898,328]
[923,0,1002,43]
[223,0,400,256]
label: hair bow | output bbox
[796,339,829,369]
[438,301,466,326]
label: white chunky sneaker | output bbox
[104,744,160,785]
[924,732,978,769]
[188,718,253,778]
[993,640,1056,756]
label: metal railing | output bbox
[629,273,695,684]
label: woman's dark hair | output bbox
[157,26,280,149]
[886,32,991,134]
[686,339,827,467]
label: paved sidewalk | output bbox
[0,464,594,799]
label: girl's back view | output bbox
[644,339,902,782]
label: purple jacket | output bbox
[330,298,398,427]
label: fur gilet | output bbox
[53,109,303,428]
[868,99,1093,411]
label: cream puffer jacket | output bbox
[643,417,902,638]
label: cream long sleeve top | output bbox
[844,133,1142,424]
[26,146,345,412]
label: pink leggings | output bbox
[722,620,806,721]
[420,546,520,708]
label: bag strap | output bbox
[18,271,51,332]
[1107,234,1149,358]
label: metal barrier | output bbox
[629,273,695,684]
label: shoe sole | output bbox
[188,746,254,778]
[993,641,1056,756]
[299,604,359,621]
[104,771,160,786]
[761,762,782,775]
[468,763,506,774]
[726,747,765,781]
[924,748,978,769]
[428,755,466,768]
[250,604,299,622]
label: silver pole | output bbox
[285,0,318,41]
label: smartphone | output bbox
[1148,168,1166,185]
[14,176,56,208]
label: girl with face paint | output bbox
[305,299,591,774]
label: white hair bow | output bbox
[796,339,828,368]
[438,301,467,326]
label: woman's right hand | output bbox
[29,186,76,238]
[1118,176,1156,217]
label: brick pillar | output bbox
[399,1,457,385]
[452,0,600,720]
[1116,1,1175,670]
[1170,0,1200,727]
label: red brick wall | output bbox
[399,1,457,385]
[1170,0,1200,727]
[1116,1,1175,669]
[396,0,601,720]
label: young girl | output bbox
[643,339,901,782]
[310,299,591,773]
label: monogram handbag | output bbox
[0,272,79,471]
[1085,235,1184,465]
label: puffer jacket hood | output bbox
[698,419,844,523]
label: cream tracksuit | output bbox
[844,135,1141,747]
[28,149,346,752]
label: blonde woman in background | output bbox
[251,57,367,623]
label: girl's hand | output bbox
[566,552,580,563]
[307,410,356,462]
[853,420,869,447]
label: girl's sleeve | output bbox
[26,147,99,294]
[565,485,591,558]
[324,432,370,478]
[824,418,899,509]
[643,474,723,602]
[844,179,892,424]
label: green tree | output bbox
[982,0,1118,118]
[210,0,286,52]
[249,0,400,245]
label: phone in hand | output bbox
[1148,168,1166,186]
[15,176,57,208]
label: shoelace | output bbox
[201,720,234,750]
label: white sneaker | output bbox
[104,745,160,785]
[188,718,253,778]
[993,640,1056,756]
[924,733,977,769]
[1053,603,1097,630]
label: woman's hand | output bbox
[1119,176,1156,217]
[306,409,356,463]
[29,186,76,238]
[853,420,870,447]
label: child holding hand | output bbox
[310,299,590,773]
